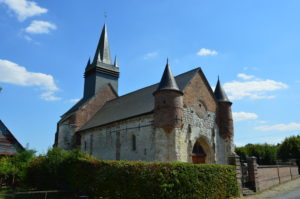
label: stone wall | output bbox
[79,105,231,164]
[81,114,156,161]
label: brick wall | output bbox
[246,157,299,192]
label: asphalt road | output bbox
[271,188,300,199]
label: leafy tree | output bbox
[235,143,279,165]
[278,136,300,166]
[0,149,35,188]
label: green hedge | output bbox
[26,149,239,199]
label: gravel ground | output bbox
[240,177,300,199]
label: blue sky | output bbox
[1,0,300,153]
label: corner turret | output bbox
[153,60,183,132]
[214,77,234,139]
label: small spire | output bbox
[85,57,91,69]
[114,56,118,67]
[155,59,180,92]
[214,77,230,102]
[93,23,112,65]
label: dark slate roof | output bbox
[93,24,112,65]
[214,78,230,102]
[0,120,24,155]
[155,61,181,93]
[79,67,200,132]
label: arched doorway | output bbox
[191,137,214,164]
[192,142,206,164]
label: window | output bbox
[132,134,136,151]
[90,134,93,155]
[84,141,87,152]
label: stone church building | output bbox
[54,24,235,164]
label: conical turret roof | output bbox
[214,77,230,102]
[155,60,181,92]
[93,24,112,65]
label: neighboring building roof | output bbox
[0,120,24,155]
[154,60,181,93]
[214,77,230,102]
[79,67,201,132]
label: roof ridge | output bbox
[107,67,200,103]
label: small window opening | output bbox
[90,134,93,155]
[84,141,87,152]
[132,135,136,151]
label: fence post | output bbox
[228,154,242,196]
[247,156,259,192]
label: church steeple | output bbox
[93,24,112,65]
[83,23,119,99]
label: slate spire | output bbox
[114,56,118,67]
[214,77,230,102]
[156,59,180,92]
[93,23,112,65]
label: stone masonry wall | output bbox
[81,114,156,161]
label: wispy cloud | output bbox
[25,20,57,34]
[197,48,218,56]
[69,98,80,103]
[233,112,258,122]
[224,75,288,100]
[143,52,158,60]
[237,73,254,80]
[255,123,300,132]
[0,59,60,101]
[0,0,47,21]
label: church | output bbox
[54,24,235,164]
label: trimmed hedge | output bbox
[26,149,239,199]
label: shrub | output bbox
[27,148,239,199]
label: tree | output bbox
[235,143,279,165]
[0,149,35,188]
[278,136,300,166]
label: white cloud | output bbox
[0,59,60,101]
[237,73,254,80]
[255,123,300,132]
[41,91,61,101]
[197,48,218,56]
[143,52,158,59]
[224,78,288,100]
[233,112,258,122]
[25,20,57,34]
[0,0,47,21]
[69,98,80,103]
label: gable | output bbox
[0,120,24,155]
[183,69,217,114]
[61,84,118,131]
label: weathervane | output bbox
[104,12,107,22]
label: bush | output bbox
[27,148,239,199]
